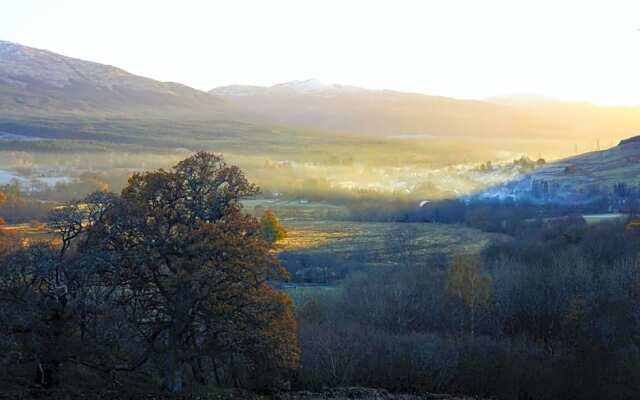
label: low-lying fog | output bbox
[0,168,72,190]
[0,147,548,204]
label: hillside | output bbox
[481,135,640,202]
[0,40,242,117]
[533,135,640,187]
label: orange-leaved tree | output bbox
[0,153,299,393]
[261,209,287,243]
[0,190,6,225]
[446,255,491,340]
[81,152,299,392]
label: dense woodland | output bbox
[0,153,299,397]
[294,218,640,400]
[1,153,640,399]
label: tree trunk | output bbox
[230,353,240,388]
[191,358,208,386]
[163,347,185,393]
[163,367,185,393]
[35,360,58,388]
[470,302,476,341]
[37,301,66,388]
[163,279,190,393]
[212,357,221,386]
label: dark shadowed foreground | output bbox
[0,386,482,400]
[2,152,640,400]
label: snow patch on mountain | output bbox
[271,79,329,93]
[211,79,365,97]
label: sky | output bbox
[2,0,640,105]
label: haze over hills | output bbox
[0,40,241,117]
[211,79,538,138]
[212,80,640,147]
[0,40,639,161]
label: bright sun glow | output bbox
[2,0,640,105]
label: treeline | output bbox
[0,182,52,223]
[346,197,611,234]
[0,173,130,223]
[294,219,640,400]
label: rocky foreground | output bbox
[0,387,483,400]
[274,387,480,400]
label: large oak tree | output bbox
[0,152,299,394]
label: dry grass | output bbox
[0,223,57,246]
[278,220,503,267]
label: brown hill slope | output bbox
[0,40,242,118]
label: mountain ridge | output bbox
[0,40,242,117]
[2,40,640,150]
[211,80,640,147]
[210,79,537,138]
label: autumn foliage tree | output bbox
[446,256,491,340]
[0,191,5,226]
[0,190,15,255]
[83,152,299,392]
[0,152,299,394]
[261,210,287,243]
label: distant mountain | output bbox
[211,81,640,144]
[214,79,365,97]
[2,40,640,149]
[485,94,567,107]
[211,80,535,138]
[0,40,238,117]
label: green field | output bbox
[279,219,503,266]
[244,199,504,273]
[582,213,628,224]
